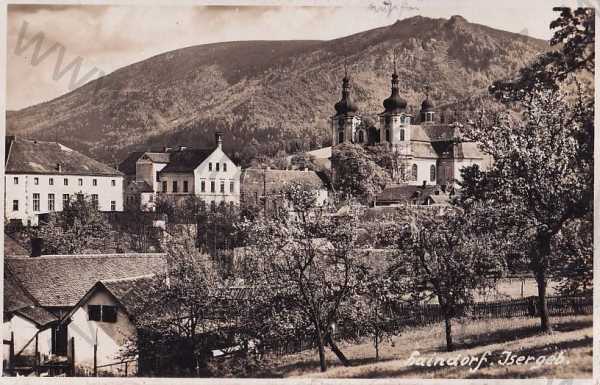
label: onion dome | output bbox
[421,96,434,112]
[383,68,407,114]
[334,74,358,115]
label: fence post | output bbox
[93,344,97,377]
[35,333,39,375]
[9,332,15,374]
[69,337,75,376]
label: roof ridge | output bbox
[101,273,156,284]
[6,253,165,260]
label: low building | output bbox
[240,168,329,213]
[118,133,241,211]
[4,253,166,374]
[373,184,454,207]
[5,136,124,226]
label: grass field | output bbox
[261,315,592,379]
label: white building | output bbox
[119,133,241,211]
[4,137,124,226]
[330,66,493,189]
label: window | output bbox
[111,201,116,211]
[220,181,225,193]
[338,131,344,143]
[12,200,18,211]
[430,165,436,182]
[34,177,39,185]
[183,180,189,193]
[63,194,70,208]
[93,179,97,186]
[412,164,418,181]
[78,178,83,186]
[385,115,392,126]
[210,181,215,193]
[64,178,69,186]
[162,181,167,192]
[209,162,212,171]
[210,201,216,212]
[49,178,54,186]
[223,163,227,172]
[172,181,178,193]
[156,172,160,182]
[91,194,99,209]
[400,129,405,141]
[88,305,117,323]
[230,181,234,193]
[216,163,220,172]
[426,112,434,122]
[386,129,391,142]
[48,194,55,211]
[33,193,40,212]
[358,130,364,143]
[201,180,206,192]
[13,177,18,185]
[111,179,116,187]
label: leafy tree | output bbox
[35,194,112,254]
[331,143,391,202]
[124,227,222,375]
[388,207,505,351]
[461,7,594,333]
[236,182,368,371]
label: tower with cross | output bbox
[331,59,362,145]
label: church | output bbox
[330,64,492,189]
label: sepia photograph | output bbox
[1,0,595,380]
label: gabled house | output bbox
[4,253,166,373]
[118,133,241,211]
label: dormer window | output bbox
[425,112,434,123]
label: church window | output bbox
[385,115,392,126]
[358,130,364,143]
[338,118,345,128]
[385,129,390,142]
[412,164,418,181]
[430,165,436,182]
[400,129,405,141]
[338,131,344,143]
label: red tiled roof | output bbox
[5,137,122,176]
[5,253,166,308]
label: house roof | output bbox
[411,142,439,159]
[5,253,166,308]
[4,233,29,257]
[5,137,122,176]
[240,168,327,196]
[126,180,154,194]
[14,306,58,327]
[4,270,36,314]
[159,148,214,173]
[118,151,145,176]
[100,275,156,311]
[457,142,488,159]
[375,184,440,204]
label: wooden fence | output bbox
[266,295,592,357]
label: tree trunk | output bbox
[444,316,453,352]
[315,327,327,372]
[375,333,379,361]
[325,334,351,367]
[535,269,553,333]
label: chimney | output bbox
[56,163,62,172]
[215,132,224,149]
[30,237,43,257]
[304,167,309,172]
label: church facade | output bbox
[331,67,492,188]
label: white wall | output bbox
[406,158,438,186]
[3,316,52,358]
[4,173,124,225]
[160,147,241,206]
[67,289,137,376]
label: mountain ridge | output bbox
[6,15,549,165]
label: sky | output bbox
[5,0,591,110]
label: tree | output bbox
[236,182,368,371]
[35,194,112,254]
[461,7,594,333]
[124,226,222,375]
[331,143,391,202]
[388,207,505,351]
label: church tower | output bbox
[331,65,362,145]
[420,85,435,123]
[379,59,411,149]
